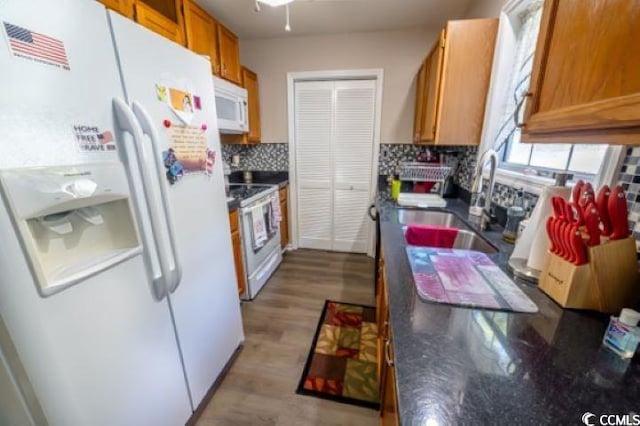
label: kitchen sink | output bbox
[397,209,498,254]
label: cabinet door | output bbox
[279,187,289,248]
[242,67,261,143]
[134,0,184,45]
[218,24,242,84]
[413,60,427,143]
[231,231,246,295]
[522,0,640,144]
[183,0,220,75]
[98,0,134,18]
[420,31,445,142]
[380,326,398,425]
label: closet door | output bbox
[332,80,375,253]
[295,81,334,250]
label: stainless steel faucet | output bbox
[469,149,498,230]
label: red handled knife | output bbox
[608,186,630,241]
[572,180,585,206]
[569,224,588,265]
[596,185,612,236]
[583,201,601,247]
[580,182,595,208]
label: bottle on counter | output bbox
[603,308,640,359]
[503,189,526,243]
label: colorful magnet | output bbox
[163,119,171,128]
[205,148,216,176]
[193,96,202,110]
[163,148,184,185]
[156,84,168,102]
[201,123,207,131]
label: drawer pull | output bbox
[384,338,394,367]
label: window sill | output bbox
[487,168,559,196]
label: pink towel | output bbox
[405,225,458,248]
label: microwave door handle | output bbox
[132,101,183,294]
[113,98,170,301]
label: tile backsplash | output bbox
[617,146,640,242]
[377,144,478,191]
[221,142,640,244]
[221,143,289,171]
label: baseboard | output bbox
[185,344,244,426]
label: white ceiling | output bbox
[197,0,476,40]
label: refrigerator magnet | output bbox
[205,148,216,176]
[163,148,184,185]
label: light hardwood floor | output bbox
[196,249,379,426]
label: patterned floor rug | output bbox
[296,300,380,409]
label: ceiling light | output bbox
[285,4,291,31]
[257,0,294,7]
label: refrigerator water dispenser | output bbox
[0,163,142,297]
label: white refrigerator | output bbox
[0,1,244,425]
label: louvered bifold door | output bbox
[332,80,375,253]
[295,81,334,250]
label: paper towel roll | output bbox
[510,185,571,271]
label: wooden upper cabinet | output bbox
[183,0,220,75]
[412,60,427,143]
[98,0,134,18]
[413,19,498,145]
[218,24,242,85]
[421,31,444,142]
[242,67,261,143]
[522,0,640,144]
[134,0,185,46]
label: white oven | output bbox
[213,76,248,134]
[238,187,282,300]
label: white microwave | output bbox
[213,76,248,134]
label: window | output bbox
[494,0,607,178]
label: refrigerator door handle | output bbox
[113,98,171,301]
[131,101,183,294]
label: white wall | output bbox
[240,28,439,144]
[464,0,508,18]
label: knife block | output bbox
[538,237,639,313]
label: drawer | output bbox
[229,209,239,233]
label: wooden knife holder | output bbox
[538,237,639,313]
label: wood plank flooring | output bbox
[196,249,379,426]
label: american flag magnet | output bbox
[3,22,70,70]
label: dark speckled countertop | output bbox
[377,194,640,425]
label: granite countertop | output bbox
[227,171,289,212]
[377,194,640,425]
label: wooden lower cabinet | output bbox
[376,250,399,425]
[279,187,289,249]
[229,210,246,296]
[381,333,398,426]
